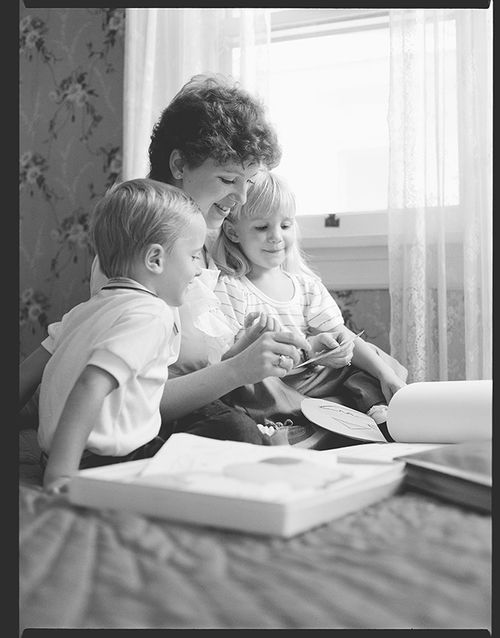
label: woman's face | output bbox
[179,157,261,230]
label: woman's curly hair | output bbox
[148,74,281,183]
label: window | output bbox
[229,9,461,288]
[231,9,459,224]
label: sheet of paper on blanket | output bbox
[323,442,446,465]
[67,433,405,537]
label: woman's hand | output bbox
[307,332,354,369]
[228,328,311,385]
[378,370,406,403]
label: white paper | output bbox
[322,442,445,464]
[136,433,351,502]
[387,380,492,443]
[301,399,386,442]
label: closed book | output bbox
[67,433,404,538]
[395,440,492,512]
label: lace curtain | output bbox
[388,8,492,382]
[122,8,271,181]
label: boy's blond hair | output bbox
[90,178,200,279]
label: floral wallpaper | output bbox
[19,6,124,359]
[19,5,394,366]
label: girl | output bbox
[211,171,407,442]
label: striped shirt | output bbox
[214,271,344,339]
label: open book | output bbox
[301,380,492,444]
[67,433,404,538]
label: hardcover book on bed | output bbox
[395,440,492,512]
[67,433,405,538]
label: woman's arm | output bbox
[19,346,52,409]
[161,328,310,421]
[43,364,117,492]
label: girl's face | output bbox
[179,157,261,230]
[229,208,296,277]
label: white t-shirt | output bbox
[214,271,344,339]
[39,283,180,456]
[91,256,237,375]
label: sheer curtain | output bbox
[387,8,492,382]
[122,8,271,181]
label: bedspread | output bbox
[19,430,491,631]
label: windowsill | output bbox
[296,206,462,290]
[297,210,388,249]
[296,211,389,290]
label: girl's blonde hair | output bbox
[211,170,318,279]
[90,178,201,279]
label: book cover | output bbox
[395,440,492,512]
[301,380,492,444]
[67,433,404,537]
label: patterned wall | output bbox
[19,6,392,362]
[19,6,124,359]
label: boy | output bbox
[39,179,206,492]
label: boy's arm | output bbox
[43,364,117,492]
[19,345,52,409]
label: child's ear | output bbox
[169,149,185,181]
[223,219,240,243]
[145,244,165,273]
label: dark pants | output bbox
[337,366,387,413]
[161,399,266,445]
[40,435,166,472]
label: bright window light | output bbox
[232,11,459,218]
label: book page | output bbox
[136,433,350,502]
[387,380,492,443]
[132,433,400,504]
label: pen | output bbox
[294,330,365,369]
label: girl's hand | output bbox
[378,371,406,403]
[308,332,354,369]
[229,328,310,384]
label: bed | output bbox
[19,427,491,632]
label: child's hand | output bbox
[43,474,71,495]
[223,313,278,359]
[308,332,354,368]
[379,371,406,403]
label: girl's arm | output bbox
[161,328,310,421]
[19,345,52,409]
[350,335,406,402]
[43,364,117,492]
[312,326,405,402]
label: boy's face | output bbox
[229,208,296,277]
[181,157,261,229]
[159,215,207,306]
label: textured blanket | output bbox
[19,430,491,631]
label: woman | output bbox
[20,74,340,444]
